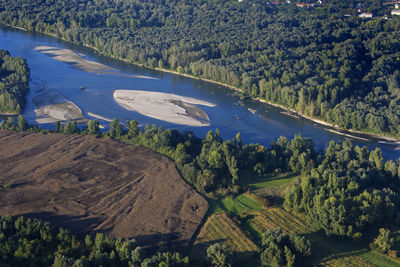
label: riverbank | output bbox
[3,23,400,142]
[256,98,400,142]
[0,112,18,116]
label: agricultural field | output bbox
[247,207,310,235]
[0,130,208,250]
[193,212,258,260]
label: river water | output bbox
[0,25,399,159]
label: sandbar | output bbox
[34,46,156,79]
[87,112,112,122]
[113,90,216,126]
[33,89,87,124]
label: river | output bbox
[0,25,399,159]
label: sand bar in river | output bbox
[35,46,156,79]
[113,90,216,126]
[33,89,87,124]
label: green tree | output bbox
[206,243,234,267]
[370,228,394,254]
[109,118,124,137]
[17,115,28,131]
[87,120,99,135]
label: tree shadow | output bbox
[18,212,192,253]
[301,230,368,265]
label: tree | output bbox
[206,243,234,267]
[127,120,139,137]
[87,120,99,135]
[17,115,28,131]
[63,121,79,134]
[109,118,124,137]
[370,228,394,254]
[260,229,311,267]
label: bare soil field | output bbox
[0,130,208,250]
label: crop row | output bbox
[194,212,258,253]
[247,207,310,235]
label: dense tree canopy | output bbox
[0,216,189,267]
[0,49,29,113]
[284,139,400,237]
[1,0,400,135]
[260,228,311,267]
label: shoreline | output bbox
[0,112,18,116]
[256,98,400,142]
[3,23,400,142]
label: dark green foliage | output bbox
[206,243,234,267]
[260,228,311,267]
[63,121,79,134]
[16,114,28,131]
[0,216,188,267]
[108,118,124,137]
[370,228,394,254]
[284,140,400,237]
[87,120,99,135]
[1,1,400,135]
[0,49,29,113]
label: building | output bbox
[296,3,315,8]
[392,9,400,15]
[358,12,373,18]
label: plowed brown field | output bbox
[0,130,208,250]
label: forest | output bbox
[0,50,29,113]
[0,215,189,266]
[1,0,400,135]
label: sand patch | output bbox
[87,112,112,122]
[34,46,156,79]
[33,90,87,124]
[35,46,116,73]
[113,90,216,126]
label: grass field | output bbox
[193,212,259,260]
[239,172,299,189]
[321,254,376,267]
[359,251,400,267]
[209,193,263,215]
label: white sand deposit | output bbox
[33,90,87,124]
[35,46,117,73]
[87,112,112,122]
[113,90,216,126]
[34,46,156,79]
